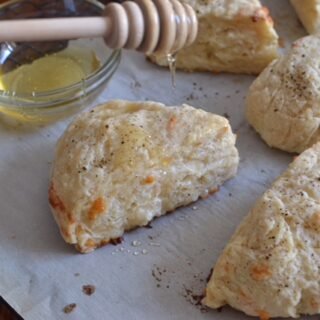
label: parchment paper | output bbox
[0,1,317,319]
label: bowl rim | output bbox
[0,0,120,101]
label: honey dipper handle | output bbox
[0,17,111,42]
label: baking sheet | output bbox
[0,1,317,319]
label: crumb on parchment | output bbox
[63,303,77,314]
[82,284,96,296]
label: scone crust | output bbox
[150,0,278,74]
[246,35,320,153]
[204,143,320,318]
[49,100,239,253]
[291,0,320,34]
[182,0,269,18]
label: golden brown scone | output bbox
[49,100,239,253]
[149,0,279,74]
[246,35,320,154]
[203,142,320,319]
[291,0,320,34]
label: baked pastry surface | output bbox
[150,0,279,74]
[203,142,320,318]
[49,100,239,253]
[291,0,320,34]
[246,35,320,153]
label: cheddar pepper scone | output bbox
[291,0,320,34]
[49,100,239,253]
[246,35,320,153]
[203,142,320,319]
[150,0,279,74]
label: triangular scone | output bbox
[49,100,239,253]
[150,0,279,74]
[203,143,320,318]
[246,35,320,154]
[291,0,320,34]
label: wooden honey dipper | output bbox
[0,0,198,54]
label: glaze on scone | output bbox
[203,142,320,319]
[246,35,320,153]
[291,0,320,34]
[150,0,279,74]
[49,100,239,253]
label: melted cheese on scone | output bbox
[203,142,320,318]
[150,0,279,74]
[246,35,320,153]
[291,0,320,34]
[49,100,239,253]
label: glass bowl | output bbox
[0,0,121,123]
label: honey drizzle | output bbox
[166,52,177,88]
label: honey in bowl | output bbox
[0,45,101,94]
[0,0,121,124]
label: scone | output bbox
[49,100,239,253]
[246,35,320,154]
[149,0,279,74]
[291,0,320,34]
[203,143,320,319]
